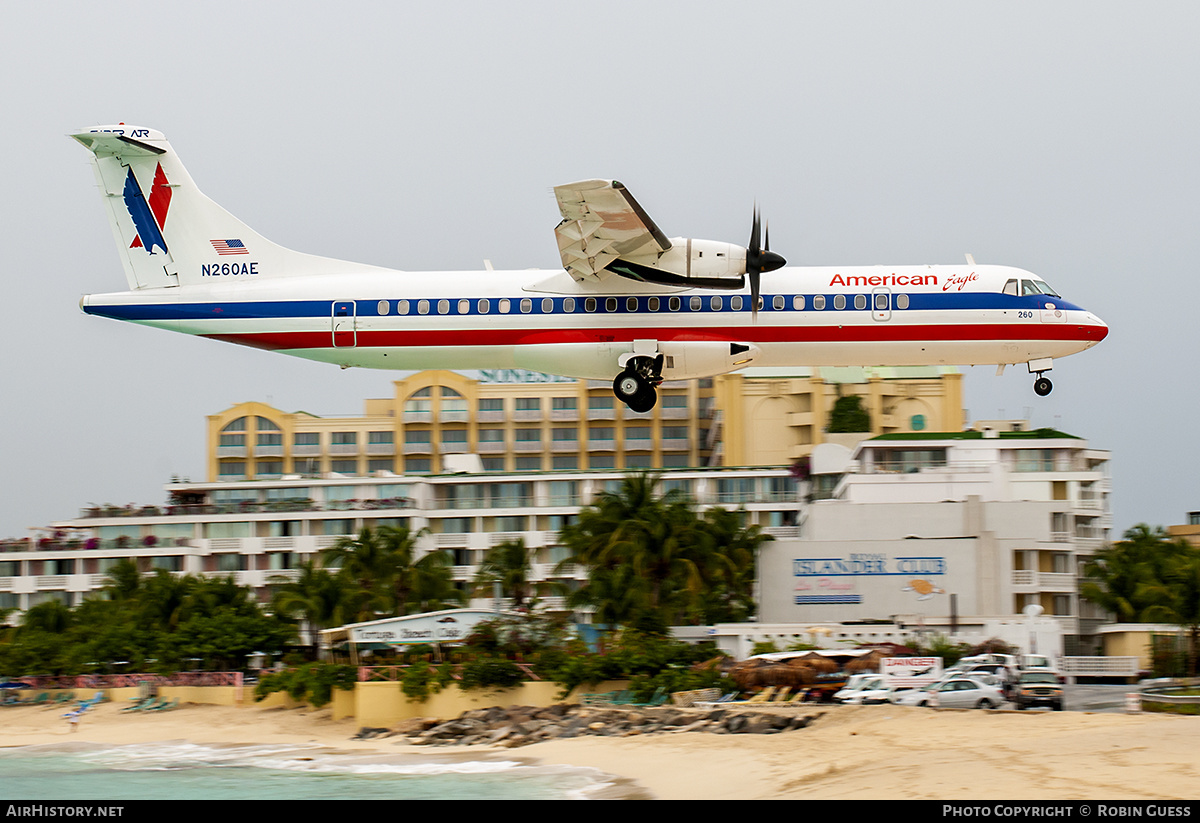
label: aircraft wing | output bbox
[553,179,672,281]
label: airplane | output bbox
[72,125,1108,413]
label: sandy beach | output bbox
[3,701,1198,800]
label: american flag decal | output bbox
[210,239,249,255]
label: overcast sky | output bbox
[2,2,1197,540]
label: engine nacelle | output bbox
[613,237,748,289]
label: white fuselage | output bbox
[82,263,1108,382]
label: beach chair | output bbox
[120,697,158,713]
[148,698,179,712]
[631,687,669,707]
[581,691,616,706]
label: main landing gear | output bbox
[613,354,664,413]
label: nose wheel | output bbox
[613,354,663,413]
[1033,375,1053,396]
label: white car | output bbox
[834,675,893,704]
[891,676,1007,709]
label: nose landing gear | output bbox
[1027,358,1054,397]
[613,354,663,413]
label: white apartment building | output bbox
[3,467,798,616]
[755,424,1112,655]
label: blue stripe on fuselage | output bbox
[83,293,1082,321]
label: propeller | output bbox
[746,206,786,318]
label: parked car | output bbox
[834,675,892,705]
[892,676,1007,709]
[1011,670,1064,711]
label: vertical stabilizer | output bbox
[71,124,384,290]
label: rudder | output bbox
[72,124,382,290]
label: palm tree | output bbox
[270,559,353,644]
[323,524,461,618]
[1081,524,1176,622]
[475,538,534,609]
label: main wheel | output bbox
[613,370,645,403]
[1034,376,1053,396]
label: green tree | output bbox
[1082,524,1200,675]
[474,538,535,609]
[828,394,870,433]
[558,473,771,630]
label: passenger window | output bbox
[564,297,575,313]
[627,297,638,312]
[874,293,889,310]
[585,297,596,313]
[669,296,681,311]
[813,295,826,310]
[437,300,449,315]
[711,295,723,311]
[397,299,410,315]
[542,298,554,313]
[854,294,867,310]
[499,298,510,314]
[478,298,490,314]
[377,300,390,316]
[731,295,743,311]
[458,299,470,314]
[773,295,785,311]
[648,297,659,311]
[896,294,909,309]
[520,298,532,313]
[418,300,429,315]
[833,294,846,310]
[690,296,702,311]
[793,295,804,310]
[606,297,617,312]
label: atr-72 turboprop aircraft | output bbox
[72,125,1107,412]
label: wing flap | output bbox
[553,179,671,280]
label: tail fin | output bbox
[71,125,383,290]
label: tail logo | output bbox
[122,163,172,254]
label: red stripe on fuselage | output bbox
[201,323,1108,352]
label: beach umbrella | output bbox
[789,653,839,674]
[845,650,885,672]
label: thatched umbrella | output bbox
[789,652,840,674]
[845,650,885,673]
[731,661,816,689]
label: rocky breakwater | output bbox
[358,704,825,748]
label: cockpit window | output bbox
[1021,279,1061,298]
[1002,279,1018,296]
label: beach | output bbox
[2,701,1198,800]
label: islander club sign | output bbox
[346,609,508,647]
[792,552,949,607]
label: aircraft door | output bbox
[332,301,357,347]
[871,288,891,321]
